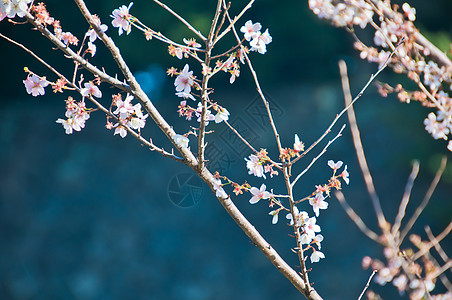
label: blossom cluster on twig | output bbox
[309,0,452,152]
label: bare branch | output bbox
[335,191,380,243]
[392,161,420,238]
[338,59,387,230]
[291,125,346,188]
[152,0,207,41]
[413,222,452,261]
[400,156,447,243]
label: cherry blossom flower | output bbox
[214,107,229,123]
[60,32,79,46]
[304,216,321,240]
[213,178,227,198]
[113,93,135,119]
[294,134,304,152]
[86,20,108,42]
[250,29,272,54]
[340,165,350,185]
[312,234,324,250]
[174,64,193,94]
[173,134,189,148]
[56,98,90,134]
[81,82,102,98]
[23,74,49,97]
[310,250,325,263]
[309,192,328,217]
[195,103,215,126]
[87,41,96,57]
[240,20,261,41]
[56,117,81,134]
[114,125,127,138]
[183,38,201,48]
[249,184,271,204]
[0,9,6,21]
[4,0,32,19]
[299,233,311,245]
[175,91,196,101]
[402,3,416,21]
[111,2,133,36]
[448,141,452,152]
[424,112,449,140]
[286,207,308,227]
[245,154,265,179]
[328,160,343,170]
[268,210,279,224]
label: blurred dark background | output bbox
[0,0,451,299]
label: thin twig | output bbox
[223,2,284,158]
[291,125,346,187]
[198,0,223,170]
[152,0,207,41]
[224,120,258,153]
[392,160,420,237]
[413,222,452,261]
[338,59,387,230]
[335,191,381,243]
[214,0,255,45]
[399,156,447,243]
[358,270,378,300]
[290,38,403,168]
[24,12,130,92]
[425,225,451,265]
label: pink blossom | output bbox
[294,134,304,152]
[327,160,343,170]
[340,165,350,185]
[214,107,229,123]
[86,23,108,42]
[4,0,32,19]
[174,64,193,94]
[310,250,325,263]
[23,74,49,97]
[81,82,102,98]
[304,216,321,240]
[309,192,328,217]
[114,125,127,138]
[111,2,133,36]
[245,154,265,179]
[249,184,271,204]
[240,20,261,42]
[173,134,189,148]
[113,93,135,119]
[176,91,196,101]
[286,207,308,227]
[213,179,227,198]
[268,210,279,224]
[250,29,272,54]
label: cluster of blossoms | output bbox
[108,93,148,138]
[246,159,349,264]
[111,2,133,36]
[167,63,230,148]
[54,81,101,134]
[362,233,450,299]
[56,97,91,134]
[0,0,32,20]
[240,20,272,55]
[245,149,278,179]
[309,0,374,29]
[309,1,452,152]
